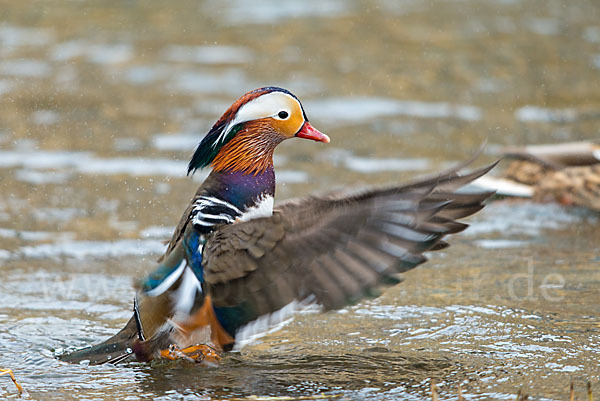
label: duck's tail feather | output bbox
[58,316,138,365]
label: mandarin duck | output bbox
[475,141,600,211]
[60,87,496,365]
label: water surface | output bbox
[0,0,599,399]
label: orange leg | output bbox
[159,343,221,364]
[0,368,23,395]
[157,296,234,363]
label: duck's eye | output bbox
[278,110,289,119]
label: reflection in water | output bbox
[0,0,599,399]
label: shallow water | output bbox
[0,0,599,399]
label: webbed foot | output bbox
[159,344,221,364]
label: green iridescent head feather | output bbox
[187,123,243,175]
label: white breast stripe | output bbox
[193,196,242,214]
[238,195,274,222]
[192,213,235,226]
[190,194,274,230]
[190,196,242,229]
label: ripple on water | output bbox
[514,105,577,123]
[0,79,13,95]
[276,170,309,183]
[51,39,90,61]
[139,225,174,239]
[0,227,63,241]
[0,149,92,169]
[583,26,600,43]
[317,148,430,173]
[161,45,254,64]
[464,202,591,237]
[593,54,600,70]
[344,156,430,173]
[31,110,61,125]
[525,17,561,36]
[0,25,54,53]
[123,64,170,85]
[473,239,530,249]
[50,40,133,65]
[0,59,52,77]
[353,304,447,320]
[87,43,133,65]
[152,132,288,169]
[4,274,133,314]
[31,207,87,223]
[204,0,352,25]
[5,270,133,307]
[0,149,186,177]
[113,137,144,152]
[306,97,482,127]
[15,239,166,260]
[2,147,303,189]
[77,157,186,177]
[170,68,250,95]
[351,302,580,364]
[152,133,204,151]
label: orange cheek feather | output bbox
[269,114,304,138]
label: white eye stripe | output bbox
[234,92,297,122]
[213,92,302,148]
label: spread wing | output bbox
[203,162,497,330]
